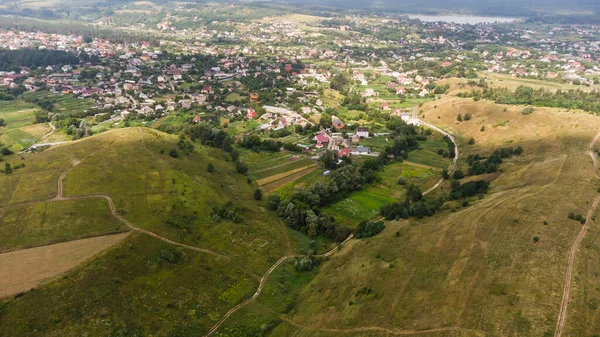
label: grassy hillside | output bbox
[241,99,600,336]
[0,127,298,336]
[0,198,126,252]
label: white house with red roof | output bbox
[338,148,350,157]
[246,108,256,119]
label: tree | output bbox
[441,169,450,180]
[4,162,11,174]
[330,73,350,92]
[0,118,5,127]
[254,189,263,201]
[356,220,385,239]
[321,150,338,170]
[266,193,281,210]
[236,160,248,175]
[453,170,465,179]
[464,113,472,121]
[405,184,422,202]
[169,149,178,158]
[0,147,13,156]
[207,163,215,172]
[468,137,475,145]
[457,114,463,122]
[294,255,315,272]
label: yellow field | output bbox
[0,232,129,298]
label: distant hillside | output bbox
[289,0,600,17]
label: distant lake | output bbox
[405,14,520,24]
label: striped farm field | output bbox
[252,158,314,180]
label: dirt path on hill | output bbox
[420,120,459,196]
[554,130,600,337]
[279,315,483,336]
[5,143,262,281]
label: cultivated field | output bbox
[0,232,130,298]
[247,153,318,194]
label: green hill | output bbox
[0,127,295,337]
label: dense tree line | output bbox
[465,85,600,115]
[0,49,78,70]
[275,165,363,241]
[182,124,233,153]
[466,146,523,175]
[355,220,385,239]
[449,180,490,200]
[239,135,282,152]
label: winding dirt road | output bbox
[421,120,459,196]
[280,316,483,336]
[554,130,600,337]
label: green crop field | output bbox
[324,191,395,227]
[0,100,39,129]
[367,162,441,200]
[405,148,451,170]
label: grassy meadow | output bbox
[0,198,127,252]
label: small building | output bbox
[331,115,344,129]
[338,148,350,157]
[356,127,369,138]
[351,146,371,156]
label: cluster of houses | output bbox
[312,126,373,157]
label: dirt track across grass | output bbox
[0,232,130,298]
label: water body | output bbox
[405,14,520,24]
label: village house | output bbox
[356,127,369,138]
[313,132,329,149]
[331,116,344,129]
[351,146,372,156]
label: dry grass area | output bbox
[0,232,129,298]
[284,98,600,336]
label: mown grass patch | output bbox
[324,191,394,227]
[0,198,126,252]
[405,148,451,170]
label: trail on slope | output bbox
[554,130,600,337]
[280,315,483,336]
[421,120,459,196]
[4,141,261,280]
